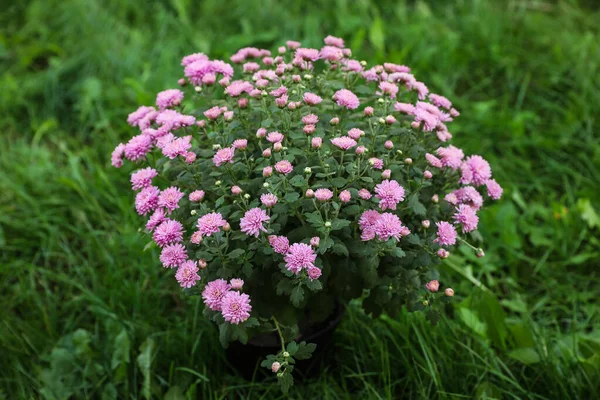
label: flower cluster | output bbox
[111,35,502,391]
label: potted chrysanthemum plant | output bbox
[111,35,502,392]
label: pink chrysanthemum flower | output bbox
[127,106,156,127]
[204,106,222,120]
[331,136,357,150]
[156,89,184,110]
[310,237,320,247]
[436,146,464,170]
[162,136,192,159]
[379,81,399,98]
[375,180,405,211]
[434,222,457,247]
[153,219,184,247]
[230,278,244,290]
[320,46,344,62]
[429,94,452,110]
[221,291,252,324]
[274,160,293,174]
[339,190,351,203]
[359,210,381,241]
[232,139,248,150]
[111,143,125,168]
[189,190,205,202]
[202,279,231,311]
[190,231,203,244]
[314,188,334,201]
[324,35,345,48]
[312,137,323,148]
[240,208,270,237]
[270,85,288,97]
[159,243,187,268]
[455,186,484,210]
[269,235,290,254]
[425,153,443,168]
[369,158,384,170]
[131,167,157,190]
[135,186,160,215]
[266,131,284,143]
[197,212,227,237]
[181,52,208,66]
[158,187,184,213]
[453,204,479,233]
[394,102,416,114]
[225,80,253,97]
[295,48,320,61]
[260,193,278,208]
[213,147,235,167]
[302,114,319,125]
[358,189,372,200]
[175,260,201,288]
[426,280,440,292]
[124,134,153,162]
[284,243,317,274]
[462,155,492,186]
[146,208,166,232]
[307,266,322,281]
[333,89,360,110]
[155,110,196,130]
[485,179,503,200]
[374,212,409,241]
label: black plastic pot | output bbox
[225,304,345,381]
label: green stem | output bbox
[272,316,286,353]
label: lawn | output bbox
[1,0,599,398]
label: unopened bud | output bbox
[194,86,202,93]
[445,288,455,297]
[476,248,485,258]
[283,352,290,358]
[243,193,250,199]
[190,210,197,216]
[215,180,222,186]
[223,223,231,231]
[304,167,312,174]
[404,158,413,165]
[324,221,332,228]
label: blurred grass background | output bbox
[1,0,599,398]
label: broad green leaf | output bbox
[136,338,155,400]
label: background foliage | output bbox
[1,0,599,398]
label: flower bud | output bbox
[396,149,403,155]
[378,118,386,124]
[263,166,273,177]
[364,106,374,116]
[273,142,283,152]
[198,259,207,268]
[310,237,320,247]
[215,180,222,186]
[231,186,243,195]
[425,280,440,292]
[292,74,301,83]
[304,167,312,174]
[303,74,313,80]
[356,146,366,155]
[263,182,270,188]
[178,78,187,86]
[330,117,339,125]
[306,189,314,198]
[223,111,234,121]
[411,121,421,129]
[243,193,250,199]
[223,223,231,231]
[360,60,367,66]
[476,248,485,258]
[437,249,450,259]
[237,98,249,109]
[324,221,332,228]
[213,144,221,150]
[196,120,206,128]
[404,158,413,165]
[271,361,281,372]
[385,115,396,125]
[339,190,351,203]
[432,194,439,203]
[424,170,433,179]
[311,137,322,148]
[381,169,391,179]
[377,98,385,104]
[283,352,290,358]
[262,148,272,157]
[185,152,197,164]
[422,300,429,306]
[190,210,197,216]
[445,288,455,297]
[287,102,297,110]
[422,220,430,228]
[384,140,394,150]
[256,127,267,138]
[303,124,316,135]
[278,46,286,54]
[194,86,202,93]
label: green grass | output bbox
[1,0,599,398]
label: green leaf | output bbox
[392,247,406,258]
[343,204,361,216]
[228,248,245,259]
[330,219,351,231]
[578,198,600,228]
[331,177,347,188]
[332,242,349,257]
[164,386,186,400]
[284,192,300,203]
[457,308,487,338]
[278,371,294,393]
[111,329,130,372]
[507,348,541,365]
[136,338,155,400]
[219,324,231,348]
[305,211,323,228]
[286,341,298,355]
[289,175,307,187]
[369,17,385,53]
[305,278,323,291]
[426,310,441,326]
[290,285,305,307]
[294,341,317,360]
[407,193,427,216]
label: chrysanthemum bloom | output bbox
[213,147,235,167]
[202,279,231,311]
[155,109,195,130]
[124,134,153,162]
[375,180,405,211]
[240,208,270,237]
[331,136,357,150]
[374,213,408,241]
[286,40,301,49]
[453,204,479,233]
[111,143,125,168]
[262,148,272,157]
[424,170,433,179]
[135,186,160,215]
[356,146,366,155]
[303,124,316,135]
[310,237,320,247]
[394,102,416,114]
[485,179,503,200]
[314,188,333,201]
[347,128,364,140]
[284,243,317,274]
[438,249,450,259]
[159,243,187,268]
[454,186,484,210]
[381,169,391,179]
[158,187,184,213]
[190,231,203,244]
[295,48,320,61]
[176,260,201,288]
[302,114,319,125]
[359,210,381,241]
[358,189,372,200]
[127,106,156,127]
[153,219,184,247]
[197,212,227,237]
[333,89,360,110]
[311,137,323,148]
[369,158,384,169]
[320,46,344,62]
[275,95,288,108]
[426,280,440,292]
[263,166,273,177]
[146,208,166,232]
[243,62,260,73]
[270,85,288,97]
[221,291,252,324]
[162,136,192,159]
[274,160,293,174]
[181,52,208,66]
[461,155,492,186]
[266,131,284,143]
[189,190,205,202]
[204,106,222,120]
[156,89,184,109]
[273,142,283,152]
[324,35,344,48]
[339,190,351,203]
[260,193,278,208]
[231,185,243,195]
[433,222,457,247]
[429,93,452,110]
[269,235,290,254]
[131,167,158,190]
[185,152,197,164]
[230,278,244,290]
[232,139,248,150]
[379,81,398,98]
[307,265,322,281]
[436,145,464,170]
